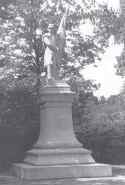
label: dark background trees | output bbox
[74,93,125,164]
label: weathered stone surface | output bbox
[12,163,112,180]
[2,173,125,185]
[35,81,81,149]
[24,147,94,165]
[2,169,125,185]
[11,81,112,180]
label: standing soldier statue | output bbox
[43,7,69,81]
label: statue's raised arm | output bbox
[56,7,69,54]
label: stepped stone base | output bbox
[11,145,112,180]
[11,80,112,180]
[12,163,112,180]
[23,147,95,165]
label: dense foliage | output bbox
[0,0,117,84]
[74,93,125,164]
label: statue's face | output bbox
[48,25,56,34]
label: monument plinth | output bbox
[12,80,112,180]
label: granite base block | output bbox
[12,163,112,180]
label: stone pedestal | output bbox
[12,80,112,180]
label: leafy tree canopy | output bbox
[0,0,117,94]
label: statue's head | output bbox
[48,24,56,34]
